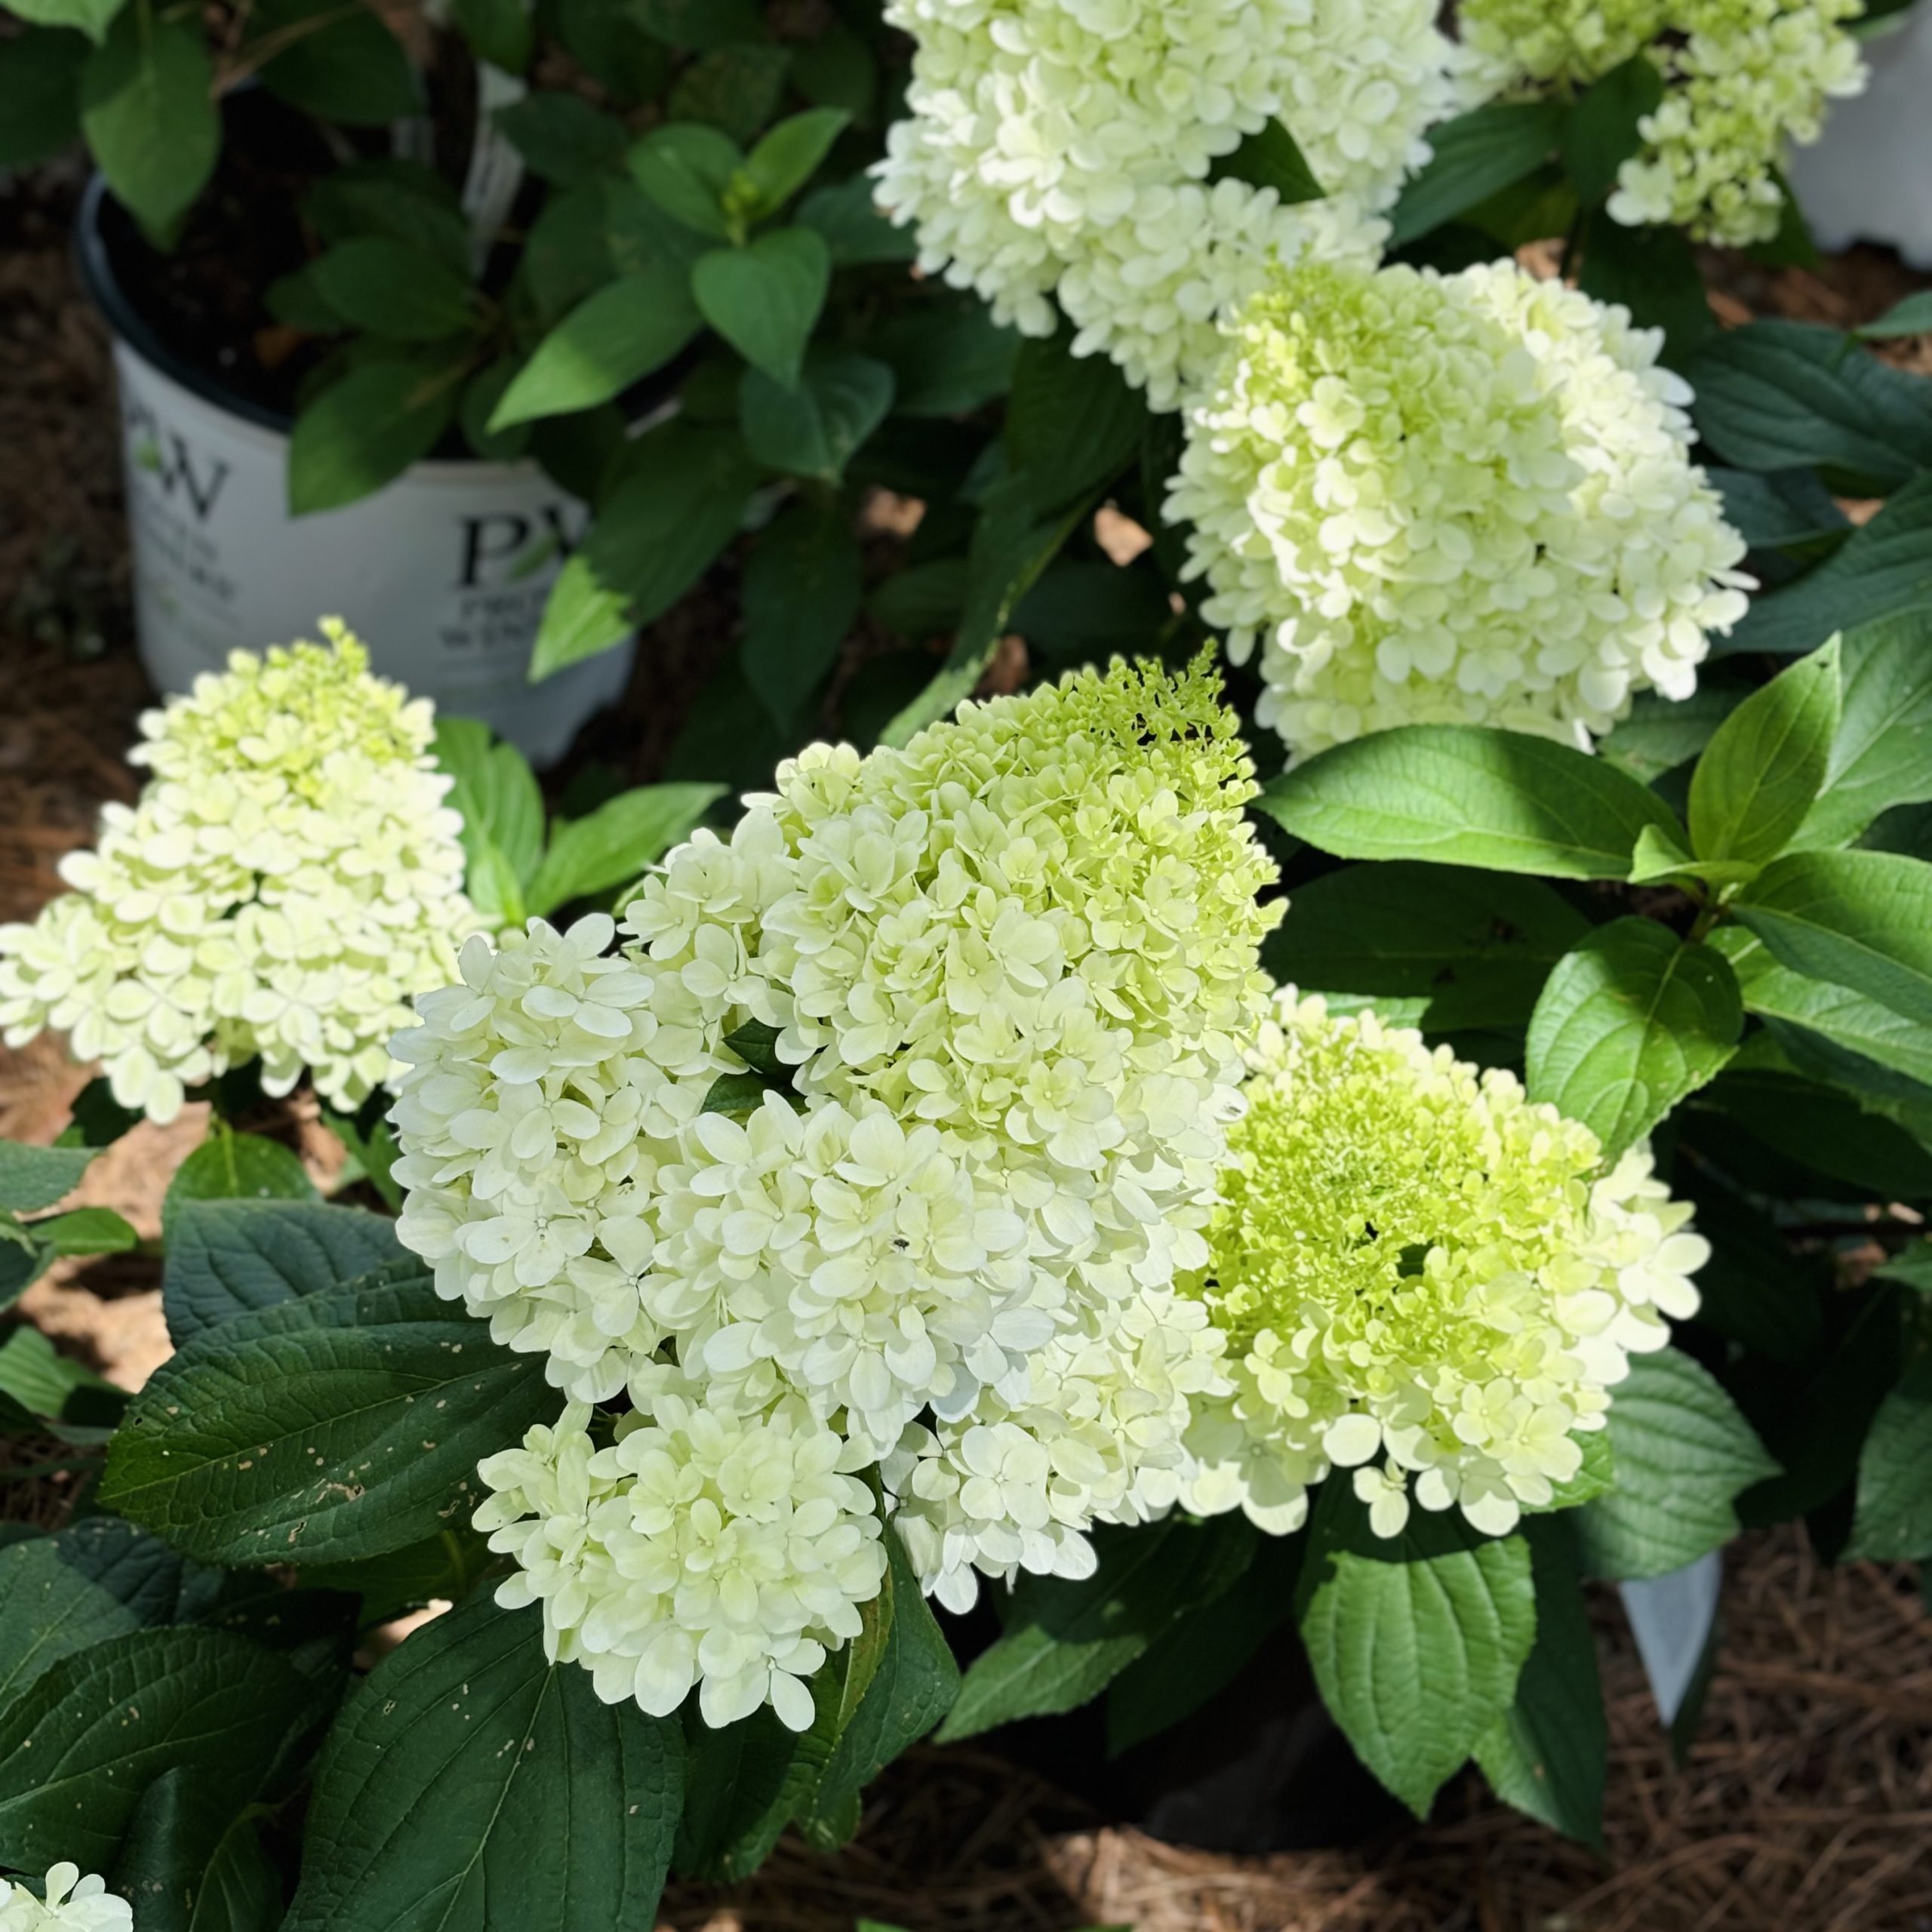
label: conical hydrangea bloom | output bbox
[0,1866,131,1932]
[1165,257,1752,762]
[1180,991,1708,1541]
[875,0,1456,405]
[1461,0,1866,247]
[0,626,478,1124]
[394,659,1284,1712]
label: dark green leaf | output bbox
[0,1627,323,1875]
[297,1527,493,1629]
[311,238,478,343]
[4,0,123,42]
[1689,638,1842,867]
[79,11,215,240]
[1562,54,1664,205]
[796,175,918,267]
[1105,1533,1301,1758]
[0,1535,144,1707]
[302,162,468,273]
[1574,1347,1779,1580]
[1709,466,1848,555]
[0,1140,96,1214]
[451,0,532,72]
[1857,291,1932,341]
[162,1132,316,1232]
[0,29,88,168]
[164,1199,401,1343]
[630,0,764,46]
[288,354,466,516]
[458,359,530,463]
[518,174,703,326]
[113,1767,284,1932]
[1796,611,1932,849]
[1266,863,1588,1030]
[1696,1061,1932,1201]
[1387,101,1566,248]
[1525,919,1742,1157]
[741,497,863,729]
[740,346,894,481]
[1258,725,1684,879]
[0,1223,56,1313]
[1733,848,1932,1029]
[693,229,832,389]
[491,269,700,429]
[627,122,742,238]
[1297,1485,1537,1818]
[1209,119,1323,202]
[532,423,759,676]
[250,0,417,122]
[1689,321,1932,490]
[1844,1362,1932,1561]
[55,1078,144,1151]
[494,92,627,186]
[557,0,672,101]
[1473,1518,1605,1846]
[869,303,1019,417]
[525,782,727,915]
[667,41,789,143]
[1005,326,1143,513]
[99,1269,565,1566]
[283,1595,683,1932]
[674,1706,804,1882]
[1577,219,1715,368]
[32,1206,137,1255]
[938,1516,1256,1743]
[741,106,850,215]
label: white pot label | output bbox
[112,338,633,766]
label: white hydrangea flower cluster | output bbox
[394,660,1284,1718]
[1180,990,1709,1542]
[0,626,477,1124]
[1164,257,1752,763]
[476,1395,887,1731]
[875,0,1457,406]
[1461,0,1868,248]
[0,1866,132,1932]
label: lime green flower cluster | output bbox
[0,625,478,1124]
[1462,0,1867,247]
[1180,992,1708,1540]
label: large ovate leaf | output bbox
[740,106,851,217]
[112,1766,284,1932]
[937,1515,1256,1743]
[740,497,863,730]
[674,1706,806,1884]
[100,1269,563,1567]
[0,1536,145,1708]
[434,718,545,889]
[1796,611,1932,849]
[1733,848,1932,1029]
[164,1199,402,1344]
[739,347,894,481]
[284,1594,682,1932]
[1473,1518,1606,1847]
[1574,1348,1778,1581]
[1297,1488,1537,1818]
[1386,101,1566,247]
[1005,326,1145,514]
[79,11,217,242]
[532,425,759,678]
[310,238,477,343]
[288,354,466,517]
[162,1132,316,1232]
[1258,727,1683,879]
[490,269,701,429]
[692,229,832,389]
[6,0,124,40]
[1689,321,1932,490]
[1687,638,1841,868]
[1844,1364,1932,1561]
[1562,54,1664,205]
[525,783,727,917]
[1266,863,1588,1029]
[0,1140,96,1214]
[0,1628,325,1874]
[0,29,89,170]
[250,0,418,122]
[1526,920,1743,1158]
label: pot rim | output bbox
[76,173,300,437]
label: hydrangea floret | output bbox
[874,0,1455,406]
[0,625,478,1124]
[1180,990,1709,1541]
[0,1866,132,1932]
[1164,257,1752,763]
[1460,0,1868,248]
[393,658,1283,1720]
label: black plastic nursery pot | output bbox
[73,91,633,764]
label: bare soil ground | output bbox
[5,152,1932,1929]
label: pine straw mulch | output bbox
[664,1530,1932,1932]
